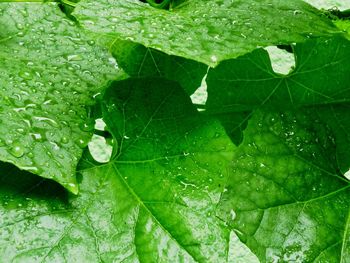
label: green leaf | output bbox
[206,111,251,146]
[206,37,350,113]
[111,41,207,95]
[0,78,238,262]
[216,109,350,262]
[334,19,350,39]
[0,3,117,193]
[73,0,341,66]
[315,104,350,174]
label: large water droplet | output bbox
[9,143,25,158]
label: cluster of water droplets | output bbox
[75,0,343,66]
[0,3,119,189]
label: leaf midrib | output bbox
[112,164,198,262]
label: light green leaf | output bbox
[0,3,117,193]
[73,0,341,66]
[334,19,350,39]
[0,78,239,262]
[110,41,208,95]
[206,37,350,113]
[217,109,350,262]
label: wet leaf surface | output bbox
[0,3,118,193]
[74,0,341,66]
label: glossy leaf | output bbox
[206,36,350,113]
[0,78,238,262]
[0,3,117,193]
[73,0,340,66]
[217,110,350,262]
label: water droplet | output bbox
[16,23,24,30]
[30,133,44,141]
[66,54,83,61]
[19,71,32,80]
[61,136,69,144]
[210,55,218,63]
[9,143,25,158]
[77,138,89,148]
[80,119,95,132]
[87,40,95,46]
[33,116,59,128]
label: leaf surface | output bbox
[206,37,350,113]
[73,0,340,66]
[0,3,117,193]
[315,105,350,174]
[111,41,207,95]
[0,78,237,262]
[217,109,350,262]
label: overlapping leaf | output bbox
[0,78,238,262]
[0,3,118,193]
[73,0,341,66]
[217,110,350,262]
[110,41,207,95]
[206,36,350,113]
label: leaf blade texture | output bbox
[206,37,350,113]
[110,41,208,95]
[0,78,237,262]
[73,0,341,66]
[217,109,350,262]
[0,3,118,193]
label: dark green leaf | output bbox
[315,104,350,174]
[73,0,341,66]
[206,37,350,114]
[0,3,118,193]
[111,41,207,95]
[217,109,350,262]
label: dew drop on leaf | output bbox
[9,143,25,158]
[80,119,95,132]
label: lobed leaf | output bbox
[110,41,208,95]
[0,78,237,262]
[217,109,350,262]
[206,36,350,113]
[0,3,118,193]
[73,0,341,66]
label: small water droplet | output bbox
[77,138,89,148]
[19,71,32,80]
[61,136,69,144]
[80,119,95,132]
[87,40,95,46]
[16,23,24,30]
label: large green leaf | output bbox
[110,41,207,95]
[0,3,117,193]
[0,78,241,262]
[73,0,341,66]
[217,109,350,262]
[206,36,350,113]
